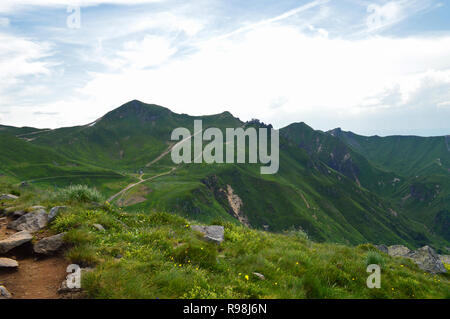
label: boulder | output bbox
[11,210,27,219]
[388,245,411,258]
[375,244,389,254]
[7,209,48,233]
[0,230,33,254]
[0,194,18,200]
[33,233,66,255]
[408,246,447,274]
[191,225,224,244]
[93,224,105,231]
[0,258,19,269]
[29,205,45,211]
[48,206,67,222]
[0,285,12,299]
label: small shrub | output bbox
[366,251,385,267]
[54,185,103,203]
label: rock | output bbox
[408,246,447,274]
[29,205,45,211]
[252,272,265,280]
[0,258,19,268]
[375,244,389,254]
[7,209,48,233]
[11,210,27,219]
[33,233,66,255]
[48,206,67,222]
[0,285,12,299]
[0,217,6,223]
[0,194,18,200]
[93,224,105,231]
[0,231,33,254]
[191,225,224,244]
[388,245,411,257]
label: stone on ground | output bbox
[191,225,224,244]
[0,257,19,268]
[408,246,447,274]
[0,194,19,200]
[0,285,12,299]
[93,224,105,231]
[387,245,411,257]
[34,233,66,255]
[7,209,48,233]
[0,230,33,254]
[48,206,67,222]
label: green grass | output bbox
[3,183,449,299]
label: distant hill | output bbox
[1,100,448,251]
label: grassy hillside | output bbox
[329,128,450,249]
[1,184,448,299]
[1,100,448,251]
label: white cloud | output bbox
[364,0,435,33]
[0,0,163,13]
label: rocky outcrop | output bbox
[387,245,411,257]
[376,244,447,274]
[225,185,249,227]
[0,230,33,254]
[191,225,224,244]
[0,257,19,269]
[33,233,66,255]
[7,209,48,233]
[408,246,447,274]
[374,244,388,254]
[48,206,67,222]
[0,194,19,200]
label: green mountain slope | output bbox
[1,100,448,250]
[329,128,450,246]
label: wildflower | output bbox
[179,264,182,267]
[238,273,242,276]
[400,265,404,267]
[391,288,394,291]
[274,282,278,286]
[352,278,355,281]
[245,275,249,281]
[296,262,299,265]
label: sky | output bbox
[0,0,449,136]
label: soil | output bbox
[0,216,71,299]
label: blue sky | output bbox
[0,0,449,136]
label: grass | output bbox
[2,182,449,299]
[45,202,448,299]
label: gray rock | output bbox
[191,225,224,244]
[93,224,105,231]
[33,233,66,255]
[0,285,12,299]
[375,244,389,254]
[0,258,19,268]
[252,272,265,280]
[48,206,67,222]
[388,245,411,257]
[29,205,45,211]
[0,194,18,200]
[11,210,27,219]
[408,246,447,274]
[7,209,48,233]
[0,230,33,254]
[0,217,6,223]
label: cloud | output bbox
[365,0,435,33]
[33,111,59,115]
[0,0,163,13]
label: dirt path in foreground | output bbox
[0,217,70,299]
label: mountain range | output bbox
[0,100,448,252]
